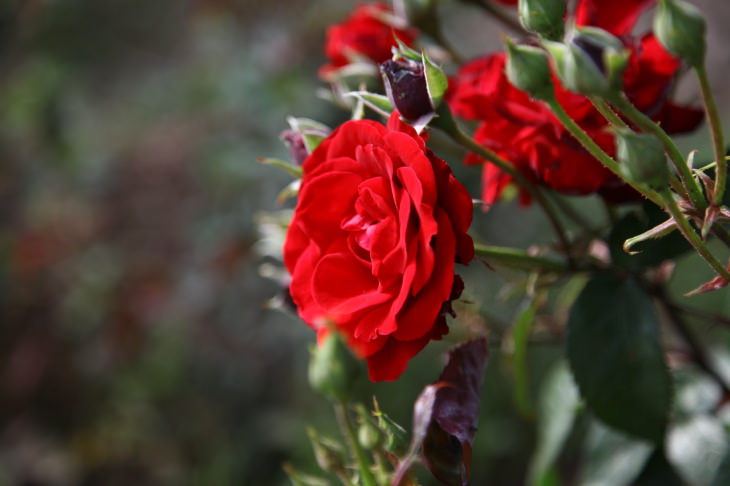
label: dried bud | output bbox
[654,0,706,67]
[518,0,566,40]
[504,39,554,101]
[616,129,670,189]
[545,27,629,97]
[308,330,360,401]
[380,59,433,121]
[280,130,308,166]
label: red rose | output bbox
[284,113,474,382]
[575,0,655,36]
[447,6,703,205]
[320,2,417,79]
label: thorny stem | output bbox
[335,402,377,486]
[696,65,727,206]
[611,94,707,212]
[650,284,730,399]
[659,191,730,280]
[474,244,573,273]
[461,0,523,34]
[546,97,665,207]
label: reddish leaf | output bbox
[393,338,489,486]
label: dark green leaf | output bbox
[567,273,671,442]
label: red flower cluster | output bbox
[284,113,474,382]
[320,2,417,79]
[448,0,703,205]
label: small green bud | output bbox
[518,0,566,40]
[545,27,629,97]
[356,404,383,450]
[616,129,670,189]
[308,330,360,401]
[654,0,706,67]
[372,398,409,454]
[504,38,554,101]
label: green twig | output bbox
[474,244,572,273]
[461,0,524,33]
[335,402,377,486]
[696,65,727,206]
[659,191,730,280]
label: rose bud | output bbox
[356,404,383,450]
[654,0,706,67]
[308,330,361,401]
[504,38,554,101]
[380,58,433,121]
[518,0,566,40]
[616,129,670,189]
[280,130,309,166]
[545,27,629,98]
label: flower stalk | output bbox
[696,65,727,206]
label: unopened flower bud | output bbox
[505,39,554,101]
[654,0,706,67]
[280,130,308,166]
[380,59,433,121]
[545,27,629,97]
[616,129,670,189]
[356,405,383,450]
[518,0,566,40]
[308,329,360,401]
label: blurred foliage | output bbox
[1,1,729,485]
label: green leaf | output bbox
[257,157,303,178]
[422,51,448,109]
[566,273,671,443]
[343,91,393,117]
[528,360,580,486]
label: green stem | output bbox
[546,97,665,207]
[611,95,707,211]
[452,127,574,259]
[474,244,572,273]
[461,0,524,33]
[335,402,377,486]
[659,191,730,280]
[590,97,629,129]
[433,106,575,260]
[590,97,687,197]
[696,65,727,206]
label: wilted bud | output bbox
[545,27,629,97]
[518,0,566,40]
[307,428,347,474]
[286,117,331,156]
[280,130,308,166]
[356,404,383,450]
[616,129,670,189]
[380,59,433,121]
[504,39,554,101]
[654,0,706,67]
[308,329,361,401]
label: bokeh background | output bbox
[1,1,729,485]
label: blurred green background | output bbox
[1,1,729,485]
